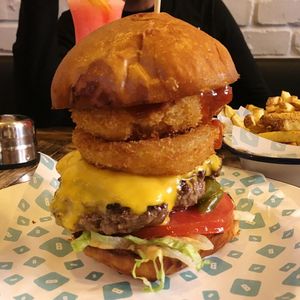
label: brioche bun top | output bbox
[51,12,239,109]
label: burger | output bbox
[50,12,240,291]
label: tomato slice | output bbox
[134,193,234,238]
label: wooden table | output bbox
[0,127,75,189]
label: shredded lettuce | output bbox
[71,231,91,252]
[71,231,213,291]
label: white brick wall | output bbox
[224,0,300,57]
[1,0,300,57]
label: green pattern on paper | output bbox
[14,293,34,300]
[282,229,294,239]
[239,213,265,229]
[275,292,296,300]
[202,257,232,276]
[282,268,300,287]
[17,216,30,226]
[240,130,259,147]
[85,271,103,281]
[27,226,49,237]
[280,263,296,272]
[180,271,197,282]
[4,227,22,241]
[24,256,46,268]
[230,278,261,296]
[35,190,52,211]
[251,187,263,196]
[64,259,84,270]
[249,235,262,242]
[240,175,265,187]
[103,281,133,300]
[50,177,59,188]
[18,199,30,212]
[202,290,220,300]
[4,274,24,285]
[256,244,285,258]
[282,209,296,216]
[151,276,170,290]
[219,178,235,187]
[53,292,78,300]
[235,188,245,195]
[13,245,30,254]
[269,223,281,233]
[249,264,266,273]
[40,154,55,170]
[40,216,52,222]
[29,173,43,189]
[0,261,13,270]
[34,272,69,291]
[39,237,72,257]
[230,237,239,243]
[227,250,243,258]
[269,182,278,192]
[264,195,284,208]
[236,198,253,211]
[61,228,71,236]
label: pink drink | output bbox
[68,0,124,43]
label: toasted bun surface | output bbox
[51,12,238,109]
[84,220,239,281]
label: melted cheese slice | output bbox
[51,151,180,231]
[51,151,222,232]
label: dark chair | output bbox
[0,56,16,115]
[256,58,300,98]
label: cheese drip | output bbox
[51,151,222,231]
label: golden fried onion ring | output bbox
[73,124,220,176]
[71,95,204,141]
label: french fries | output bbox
[222,91,300,145]
[223,105,245,128]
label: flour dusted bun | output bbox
[83,221,239,281]
[51,12,238,109]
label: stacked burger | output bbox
[50,13,239,290]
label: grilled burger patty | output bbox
[70,172,206,235]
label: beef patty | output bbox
[74,171,206,235]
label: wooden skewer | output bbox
[154,0,161,13]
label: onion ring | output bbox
[72,95,203,141]
[72,124,220,176]
[72,87,232,141]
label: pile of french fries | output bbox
[223,91,300,145]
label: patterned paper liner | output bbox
[0,153,300,300]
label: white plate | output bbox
[0,154,300,299]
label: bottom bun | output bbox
[84,220,239,281]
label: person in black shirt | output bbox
[13,0,270,127]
